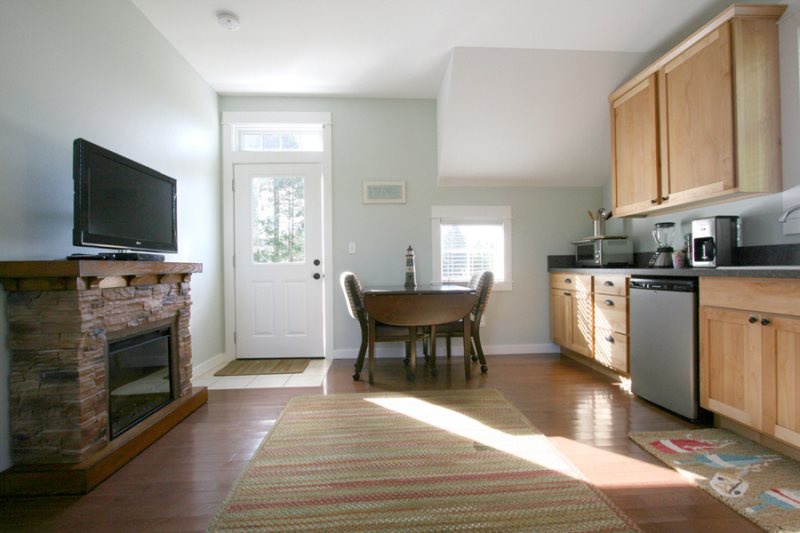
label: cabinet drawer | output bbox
[595,328,628,373]
[594,274,628,296]
[700,277,800,317]
[595,294,628,334]
[551,273,592,292]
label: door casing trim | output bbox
[221,111,333,359]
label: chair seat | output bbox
[432,320,465,334]
[374,323,419,339]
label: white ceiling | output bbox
[132,0,735,98]
[131,0,762,186]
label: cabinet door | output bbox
[764,315,800,447]
[700,305,762,430]
[568,290,593,357]
[661,23,735,205]
[611,75,660,217]
[550,289,570,347]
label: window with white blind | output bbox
[432,206,512,291]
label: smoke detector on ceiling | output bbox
[216,11,240,31]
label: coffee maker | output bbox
[691,216,740,267]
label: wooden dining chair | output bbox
[339,271,422,381]
[428,270,494,373]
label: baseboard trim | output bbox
[331,342,560,359]
[193,352,233,378]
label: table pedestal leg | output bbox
[407,327,416,381]
[463,315,471,379]
[368,317,376,384]
[429,325,438,376]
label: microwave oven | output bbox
[573,237,633,267]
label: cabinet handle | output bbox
[565,278,572,284]
[749,316,758,324]
[762,318,771,326]
[651,198,658,204]
[564,292,572,296]
[604,299,614,306]
[603,281,614,286]
[605,335,615,343]
[662,195,670,201]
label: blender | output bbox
[648,222,676,267]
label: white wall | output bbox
[0,0,223,471]
[220,96,605,356]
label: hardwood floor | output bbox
[0,354,758,532]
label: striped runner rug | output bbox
[208,389,639,532]
[214,358,310,376]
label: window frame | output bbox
[431,205,512,291]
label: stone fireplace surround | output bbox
[0,260,207,495]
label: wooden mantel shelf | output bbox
[0,260,203,291]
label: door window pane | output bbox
[252,176,305,263]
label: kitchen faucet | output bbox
[778,204,800,223]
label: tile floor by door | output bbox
[191,358,333,389]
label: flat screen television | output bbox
[73,139,177,254]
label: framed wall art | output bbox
[362,181,406,204]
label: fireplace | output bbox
[0,260,207,495]
[108,325,174,439]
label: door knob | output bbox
[313,259,320,266]
[313,273,321,280]
[605,335,614,343]
[565,278,572,284]
[761,318,771,326]
[749,316,758,324]
[604,299,614,306]
[662,195,670,201]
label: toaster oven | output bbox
[573,237,633,267]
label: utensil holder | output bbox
[593,219,605,237]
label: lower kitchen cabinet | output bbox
[550,273,629,372]
[593,274,629,373]
[700,305,763,430]
[766,314,800,447]
[550,273,593,358]
[700,277,800,448]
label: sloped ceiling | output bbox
[437,47,646,187]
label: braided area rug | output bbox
[208,389,638,532]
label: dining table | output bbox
[361,283,477,383]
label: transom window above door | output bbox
[235,124,323,152]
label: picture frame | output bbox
[362,180,406,204]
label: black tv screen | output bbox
[73,139,177,253]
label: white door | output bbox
[234,163,324,358]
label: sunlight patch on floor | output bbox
[366,396,580,479]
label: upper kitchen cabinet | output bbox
[609,5,785,218]
[611,75,660,216]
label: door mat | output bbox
[630,428,800,532]
[214,358,310,376]
[209,389,640,532]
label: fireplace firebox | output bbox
[108,326,174,439]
